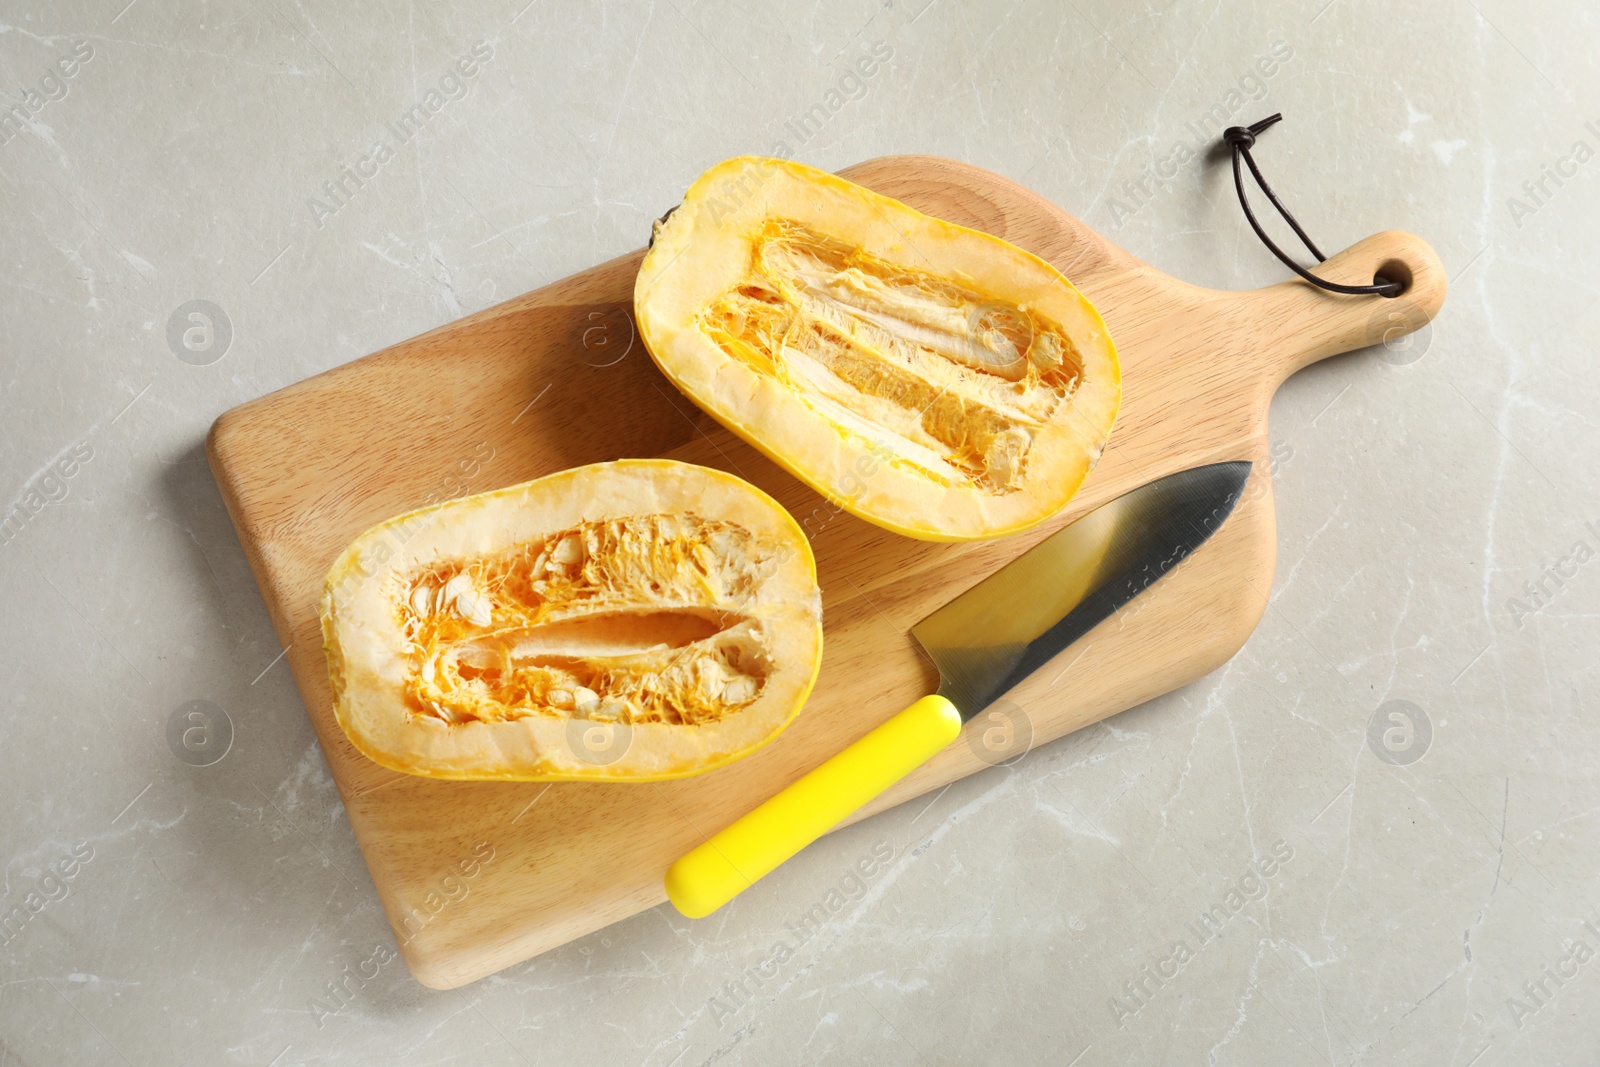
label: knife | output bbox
[664,460,1253,918]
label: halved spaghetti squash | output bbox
[634,157,1120,541]
[320,460,822,781]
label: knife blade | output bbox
[665,460,1252,918]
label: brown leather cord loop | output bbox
[1224,114,1403,298]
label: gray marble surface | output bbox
[2,1,1596,1064]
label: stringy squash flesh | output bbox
[321,460,822,781]
[635,157,1121,541]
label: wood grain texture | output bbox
[206,155,1446,989]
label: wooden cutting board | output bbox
[207,155,1445,989]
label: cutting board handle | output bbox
[1236,229,1448,388]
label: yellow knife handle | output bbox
[665,695,963,918]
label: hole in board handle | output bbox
[1373,258,1413,299]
